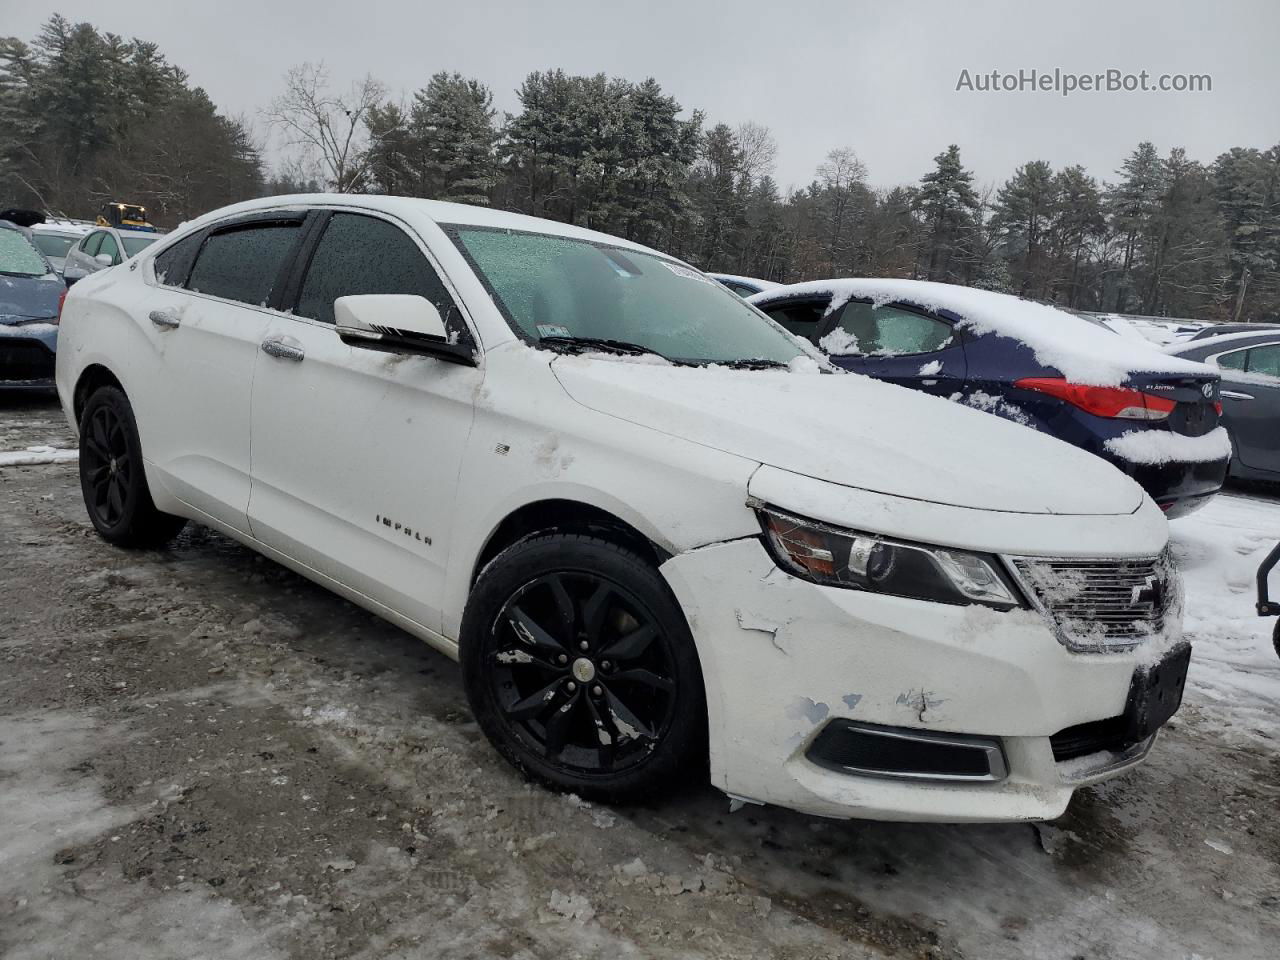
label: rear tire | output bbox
[460,533,706,803]
[78,386,186,548]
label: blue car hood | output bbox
[0,272,63,322]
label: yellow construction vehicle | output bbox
[96,201,157,232]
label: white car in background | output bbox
[56,195,1188,822]
[30,221,92,276]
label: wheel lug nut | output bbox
[601,661,611,670]
[566,681,576,691]
[579,641,589,651]
[557,654,568,664]
[592,685,603,697]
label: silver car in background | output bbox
[63,226,160,284]
[30,221,93,276]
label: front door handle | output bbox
[1221,390,1254,401]
[260,337,305,362]
[149,309,180,330]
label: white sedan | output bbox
[55,195,1187,822]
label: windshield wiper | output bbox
[538,336,671,362]
[713,357,790,370]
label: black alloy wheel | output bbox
[461,533,705,802]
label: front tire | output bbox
[461,533,706,803]
[78,386,186,547]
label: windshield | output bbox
[32,233,78,259]
[450,226,807,365]
[121,234,158,257]
[0,229,51,277]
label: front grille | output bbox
[1009,551,1179,651]
[0,339,55,382]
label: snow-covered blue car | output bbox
[749,279,1230,517]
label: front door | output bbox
[819,299,967,396]
[247,210,482,634]
[1220,343,1280,474]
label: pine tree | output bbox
[917,145,980,281]
[1107,142,1166,310]
[410,72,498,205]
[991,160,1057,297]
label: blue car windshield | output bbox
[449,225,806,366]
[0,228,51,278]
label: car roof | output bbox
[172,194,672,261]
[1168,330,1280,355]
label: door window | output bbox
[186,223,300,306]
[1216,349,1247,371]
[295,213,464,339]
[762,300,827,341]
[1246,344,1280,379]
[826,301,954,356]
[81,232,102,257]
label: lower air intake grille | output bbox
[1010,550,1180,652]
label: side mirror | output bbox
[334,294,475,366]
[94,252,113,266]
[64,270,84,287]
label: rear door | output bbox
[141,212,306,532]
[1219,343,1280,473]
[817,299,966,397]
[247,209,482,634]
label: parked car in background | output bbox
[749,279,1230,516]
[0,220,62,389]
[56,194,1190,824]
[31,221,92,276]
[63,226,161,283]
[708,273,780,297]
[1167,330,1280,484]
[1186,322,1280,342]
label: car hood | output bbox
[552,357,1146,516]
[0,272,62,323]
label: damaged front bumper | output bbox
[660,535,1173,822]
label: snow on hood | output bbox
[749,278,1215,387]
[551,357,1145,516]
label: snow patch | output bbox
[0,445,78,466]
[1104,427,1232,465]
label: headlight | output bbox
[757,506,1022,610]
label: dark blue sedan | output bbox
[749,279,1230,517]
[0,220,63,390]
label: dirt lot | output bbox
[2,393,1278,960]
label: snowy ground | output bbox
[2,393,1279,959]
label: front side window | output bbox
[153,231,204,287]
[0,228,51,277]
[32,233,77,259]
[97,233,120,264]
[825,301,955,357]
[81,232,102,256]
[450,226,807,365]
[121,234,158,258]
[186,223,299,306]
[763,300,827,340]
[296,214,463,340]
[1246,344,1280,379]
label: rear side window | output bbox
[153,232,205,287]
[97,233,120,264]
[1217,350,1247,371]
[827,302,954,356]
[187,224,299,306]
[1247,345,1280,379]
[295,213,461,334]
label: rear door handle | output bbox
[1221,390,1254,401]
[260,336,305,362]
[149,309,180,330]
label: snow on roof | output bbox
[750,278,1213,386]
[707,273,780,290]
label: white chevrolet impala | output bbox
[55,195,1189,822]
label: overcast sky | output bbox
[3,0,1277,192]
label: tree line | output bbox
[2,15,1277,322]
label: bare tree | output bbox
[264,62,390,193]
[735,121,777,189]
